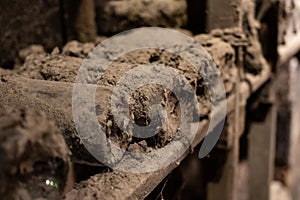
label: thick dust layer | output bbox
[13,40,215,158]
[7,32,245,166]
[8,27,262,169]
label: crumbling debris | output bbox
[16,53,82,82]
[0,106,72,199]
[211,28,249,47]
[195,34,237,95]
[15,45,46,66]
[62,40,95,58]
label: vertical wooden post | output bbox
[205,0,243,194]
[207,112,239,200]
[207,38,244,200]
[206,0,242,31]
[248,83,277,200]
[65,0,97,42]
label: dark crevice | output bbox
[187,0,207,34]
[59,0,67,45]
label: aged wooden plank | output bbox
[0,77,114,165]
[0,73,221,164]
